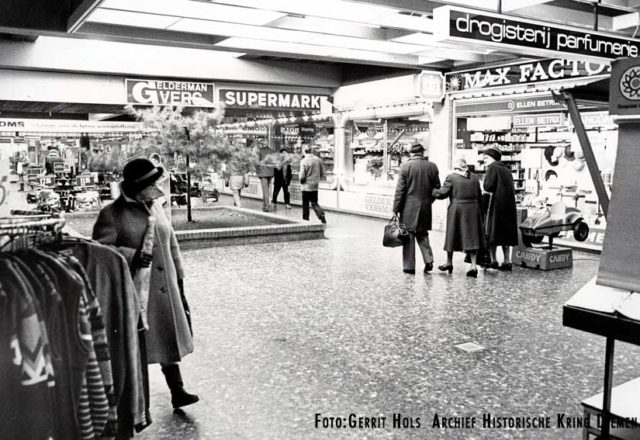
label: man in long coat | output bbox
[483,146,519,271]
[393,143,441,274]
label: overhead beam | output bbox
[0,0,70,33]
[612,11,640,30]
[506,4,613,30]
[68,0,103,32]
[75,22,228,50]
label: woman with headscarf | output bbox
[93,158,199,410]
[433,157,486,278]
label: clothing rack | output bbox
[0,214,66,250]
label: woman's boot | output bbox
[161,364,200,409]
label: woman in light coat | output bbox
[93,158,198,409]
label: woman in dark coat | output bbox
[433,158,485,278]
[93,158,199,409]
[483,146,519,271]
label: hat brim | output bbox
[122,166,164,193]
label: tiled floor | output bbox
[6,187,640,439]
[139,196,640,439]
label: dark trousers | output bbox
[302,190,325,221]
[402,231,433,271]
[272,180,290,204]
[259,177,272,210]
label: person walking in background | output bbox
[93,158,199,410]
[228,171,249,208]
[256,143,276,212]
[433,157,485,278]
[392,143,440,275]
[299,144,326,223]
[272,148,292,209]
[482,146,519,271]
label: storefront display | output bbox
[453,97,616,252]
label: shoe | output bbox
[466,269,478,278]
[487,261,499,270]
[498,263,513,272]
[438,264,453,274]
[424,263,433,273]
[403,269,415,274]
[262,207,269,212]
[319,215,327,224]
[285,204,292,209]
[161,365,200,409]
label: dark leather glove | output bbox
[300,177,306,185]
[134,251,153,268]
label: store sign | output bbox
[434,6,640,63]
[609,58,640,116]
[446,59,610,92]
[126,79,215,107]
[0,118,141,133]
[456,96,565,115]
[281,124,316,137]
[513,113,565,127]
[416,71,445,100]
[220,89,329,110]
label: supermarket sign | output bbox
[446,59,610,92]
[220,89,329,110]
[434,5,640,63]
[126,79,215,107]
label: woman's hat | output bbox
[409,143,425,154]
[483,146,502,161]
[122,158,164,193]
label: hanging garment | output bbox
[0,258,57,440]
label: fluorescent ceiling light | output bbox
[328,47,420,64]
[413,49,485,62]
[418,56,446,64]
[392,32,496,54]
[373,13,433,32]
[391,32,436,46]
[87,8,179,28]
[211,0,397,22]
[305,34,423,54]
[271,16,383,37]
[216,37,332,57]
[100,0,286,26]
[217,37,422,65]
[502,0,553,12]
[169,18,317,42]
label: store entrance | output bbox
[454,98,616,252]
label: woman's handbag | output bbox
[383,215,410,248]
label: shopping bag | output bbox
[383,215,410,248]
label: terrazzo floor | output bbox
[5,186,639,439]
[137,196,640,440]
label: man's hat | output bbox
[409,143,425,154]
